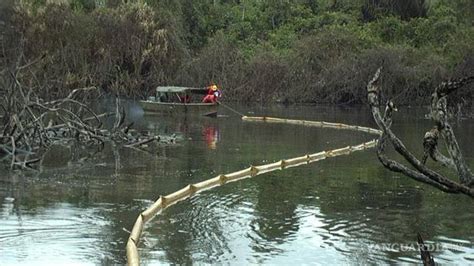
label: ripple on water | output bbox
[141,188,474,265]
[0,202,124,265]
[2,106,473,265]
[433,236,474,263]
[143,190,254,264]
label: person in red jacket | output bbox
[202,84,221,103]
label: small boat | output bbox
[139,86,218,117]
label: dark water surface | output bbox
[1,105,473,265]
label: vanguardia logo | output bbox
[366,243,466,252]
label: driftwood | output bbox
[0,68,158,169]
[367,67,474,197]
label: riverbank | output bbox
[1,1,473,105]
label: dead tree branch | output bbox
[367,67,474,197]
[430,77,474,186]
[0,67,161,170]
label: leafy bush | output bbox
[8,2,186,98]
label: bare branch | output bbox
[367,68,474,197]
[430,77,474,186]
[0,69,162,170]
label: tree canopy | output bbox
[2,0,473,104]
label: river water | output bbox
[1,105,473,265]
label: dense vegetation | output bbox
[1,0,473,104]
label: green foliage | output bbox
[8,1,187,98]
[361,0,427,21]
[4,0,473,104]
[70,0,96,12]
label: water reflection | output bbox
[203,125,220,150]
[0,105,473,265]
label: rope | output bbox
[217,100,245,117]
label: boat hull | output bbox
[139,101,218,116]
